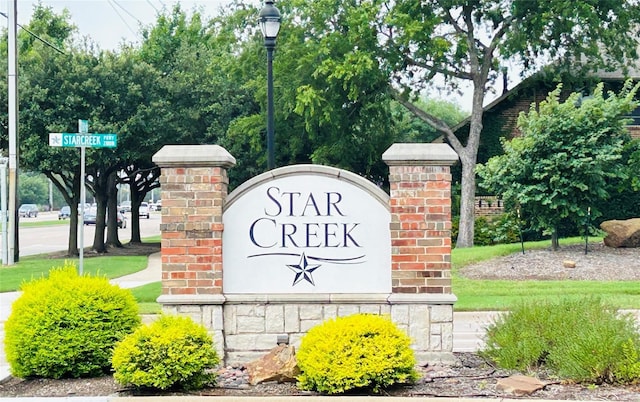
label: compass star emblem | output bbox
[287,253,321,286]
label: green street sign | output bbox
[79,119,89,134]
[49,133,117,148]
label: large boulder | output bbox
[600,218,640,248]
[244,345,300,385]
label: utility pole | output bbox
[1,157,8,265]
[7,0,19,264]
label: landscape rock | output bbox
[496,375,547,396]
[600,218,640,248]
[244,345,300,386]
[563,260,576,268]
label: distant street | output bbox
[16,211,161,257]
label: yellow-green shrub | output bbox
[112,314,219,391]
[296,314,418,394]
[4,264,140,379]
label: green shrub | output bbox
[296,314,418,394]
[473,216,494,246]
[112,315,219,391]
[482,298,640,384]
[486,213,520,244]
[613,339,640,385]
[4,264,140,379]
[453,214,522,247]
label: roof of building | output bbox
[451,59,640,133]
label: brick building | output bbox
[453,67,640,149]
[450,66,640,218]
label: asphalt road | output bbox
[16,211,161,257]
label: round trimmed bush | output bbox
[112,314,220,391]
[4,264,140,379]
[296,313,418,394]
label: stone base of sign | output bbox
[158,293,456,366]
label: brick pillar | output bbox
[382,143,458,294]
[152,145,235,297]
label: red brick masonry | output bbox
[383,143,458,295]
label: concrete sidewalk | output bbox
[0,397,576,402]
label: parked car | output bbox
[148,201,162,211]
[117,212,127,228]
[83,208,97,225]
[119,201,131,213]
[18,204,39,218]
[139,202,150,219]
[84,209,127,228]
[58,206,71,220]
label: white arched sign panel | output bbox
[223,166,390,294]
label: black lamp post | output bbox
[259,0,281,170]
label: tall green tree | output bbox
[477,82,640,250]
[137,4,259,186]
[215,1,405,187]
[285,0,640,247]
[18,173,49,205]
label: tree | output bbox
[2,4,86,256]
[18,173,49,206]
[477,81,640,250]
[285,0,640,247]
[211,1,402,187]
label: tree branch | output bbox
[404,55,473,80]
[390,87,465,153]
[482,17,513,78]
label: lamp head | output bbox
[259,0,281,44]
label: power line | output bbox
[111,0,143,26]
[0,11,65,54]
[145,0,159,13]
[106,0,138,37]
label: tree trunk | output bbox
[68,193,80,257]
[46,171,81,257]
[456,158,476,248]
[129,183,142,244]
[105,172,122,248]
[92,192,108,253]
[453,81,484,248]
[91,171,110,253]
[551,228,559,251]
[67,174,81,257]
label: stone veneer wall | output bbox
[153,143,459,366]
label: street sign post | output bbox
[49,120,118,274]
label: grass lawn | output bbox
[129,282,162,314]
[19,219,69,228]
[3,236,638,313]
[452,236,640,311]
[454,278,640,310]
[0,255,149,292]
